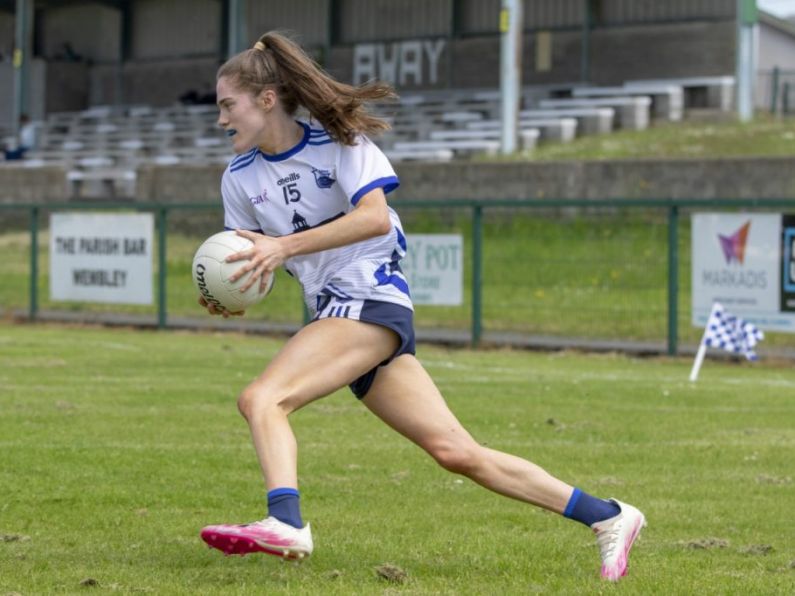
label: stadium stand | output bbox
[572,85,684,122]
[518,108,614,136]
[465,117,578,143]
[2,75,736,196]
[537,96,652,131]
[624,76,735,111]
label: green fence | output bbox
[762,68,795,115]
[1,198,794,356]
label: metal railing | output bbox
[760,68,795,114]
[2,197,793,355]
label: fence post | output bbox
[667,204,679,356]
[29,206,39,320]
[157,207,168,329]
[471,204,483,347]
[770,66,780,114]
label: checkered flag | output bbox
[703,302,764,361]
[690,302,764,381]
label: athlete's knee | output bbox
[237,382,292,421]
[426,437,482,476]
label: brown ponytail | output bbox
[217,31,396,146]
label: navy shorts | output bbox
[348,301,416,399]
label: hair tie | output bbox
[253,41,266,51]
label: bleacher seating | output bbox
[518,108,614,136]
[465,117,578,143]
[2,75,738,196]
[625,76,734,111]
[572,84,684,121]
[16,103,231,197]
[538,96,652,130]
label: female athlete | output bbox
[198,31,645,582]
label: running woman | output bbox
[198,31,646,582]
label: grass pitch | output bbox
[1,322,794,595]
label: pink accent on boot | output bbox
[591,499,646,581]
[201,516,313,560]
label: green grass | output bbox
[510,115,795,161]
[1,322,794,594]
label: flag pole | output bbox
[689,342,707,382]
[690,302,719,382]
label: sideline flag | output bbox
[689,302,764,381]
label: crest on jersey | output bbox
[311,167,336,189]
[292,210,310,232]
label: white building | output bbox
[757,10,795,110]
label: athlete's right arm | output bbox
[227,187,391,293]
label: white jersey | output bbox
[221,121,412,316]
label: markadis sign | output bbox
[692,213,795,332]
[50,212,153,305]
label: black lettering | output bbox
[702,269,767,289]
[72,269,127,287]
[79,237,120,255]
[124,238,147,255]
[195,263,224,308]
[55,237,76,254]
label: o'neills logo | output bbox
[277,172,300,186]
[195,263,224,308]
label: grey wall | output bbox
[0,58,47,125]
[389,158,795,201]
[246,0,329,47]
[45,61,90,114]
[41,2,121,62]
[0,165,68,202]
[0,10,14,59]
[130,0,220,60]
[1,0,748,114]
[587,21,736,84]
[119,57,218,106]
[3,158,794,213]
[332,20,735,90]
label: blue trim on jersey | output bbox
[308,139,333,146]
[230,147,257,168]
[396,228,407,252]
[260,122,310,162]
[224,226,264,234]
[229,149,259,172]
[326,283,354,300]
[350,176,400,206]
[309,128,327,136]
[374,262,410,297]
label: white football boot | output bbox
[201,516,313,560]
[591,499,646,581]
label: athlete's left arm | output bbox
[229,188,391,292]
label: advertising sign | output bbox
[402,234,463,305]
[782,214,795,314]
[691,213,795,332]
[50,212,154,305]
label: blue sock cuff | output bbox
[267,487,299,502]
[563,487,582,518]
